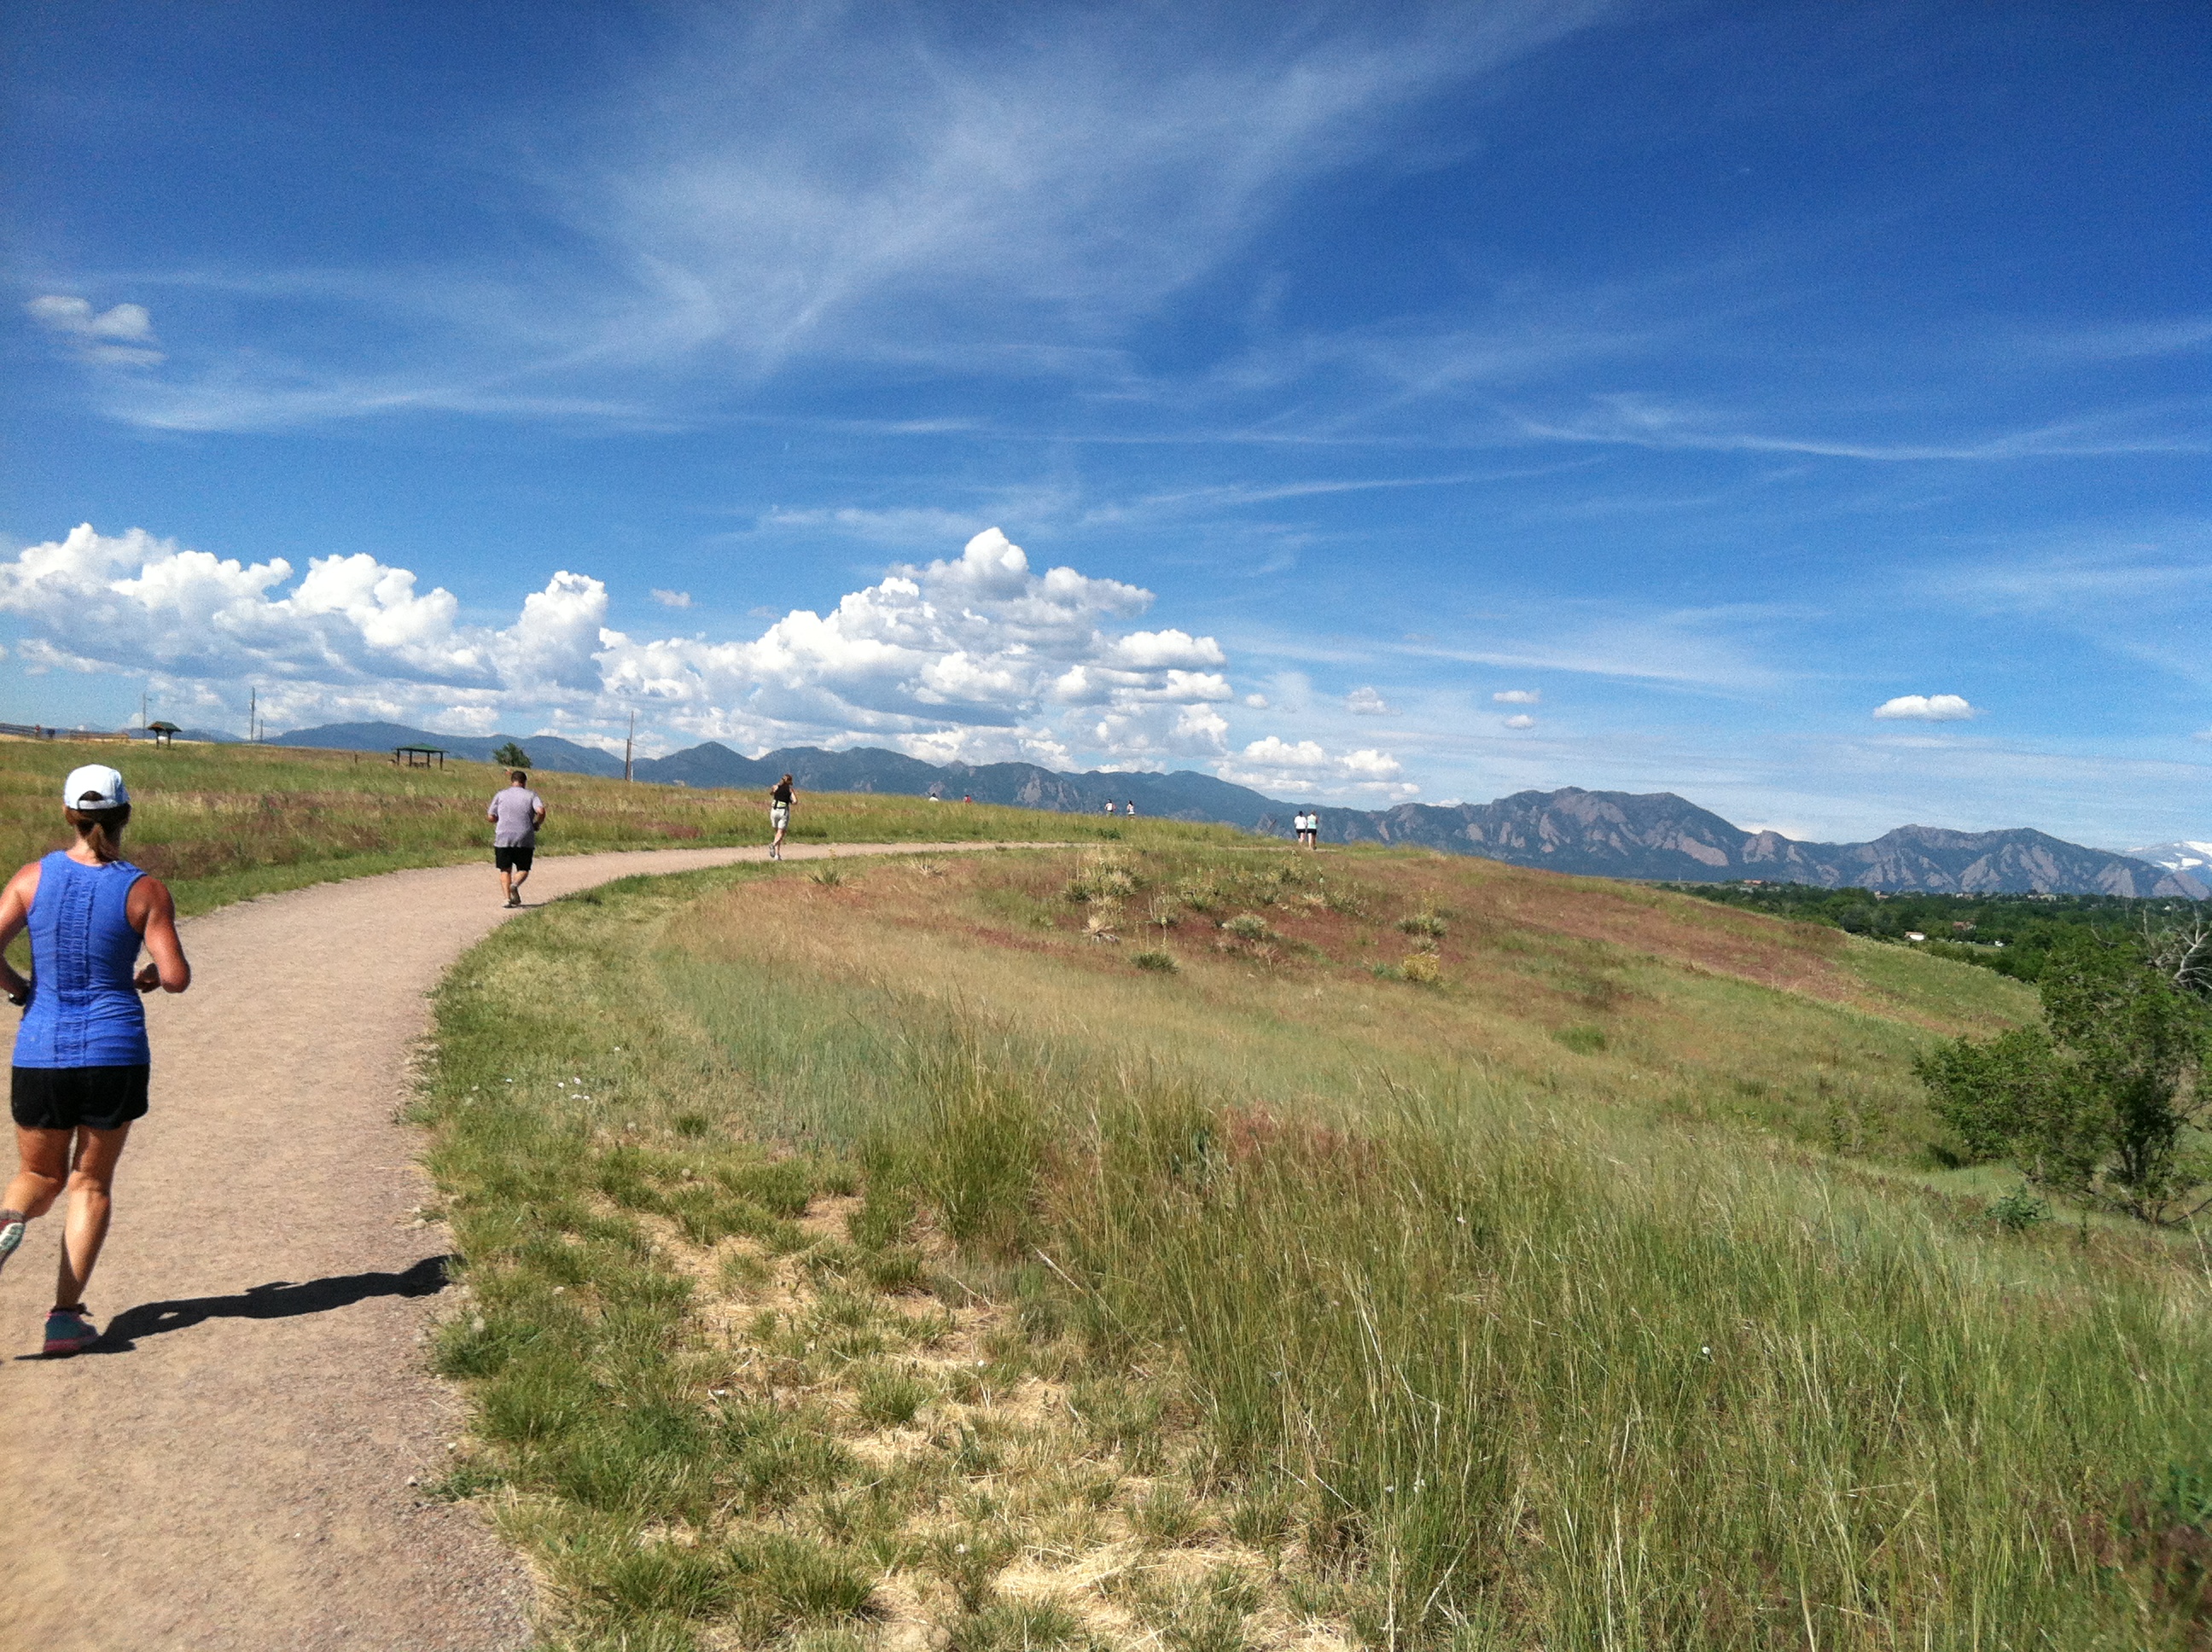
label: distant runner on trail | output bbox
[769,773,795,861]
[486,770,546,907]
[0,764,193,1357]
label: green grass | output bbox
[416,848,2212,1649]
[0,736,1238,916]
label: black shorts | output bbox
[12,1065,151,1131]
[494,846,535,872]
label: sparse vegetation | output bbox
[417,846,2212,1649]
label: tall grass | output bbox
[419,858,2212,1649]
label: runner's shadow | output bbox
[43,1254,452,1356]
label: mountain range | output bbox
[262,722,2207,899]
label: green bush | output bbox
[1917,932,2212,1223]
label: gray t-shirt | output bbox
[488,785,544,848]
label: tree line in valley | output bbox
[1665,882,2199,984]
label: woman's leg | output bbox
[53,1124,130,1307]
[5,1125,73,1220]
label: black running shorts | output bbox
[494,846,535,872]
[12,1065,151,1131]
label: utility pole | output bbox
[624,707,637,782]
[248,686,258,744]
[140,685,148,730]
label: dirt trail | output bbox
[0,841,1033,1651]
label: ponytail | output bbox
[65,804,131,864]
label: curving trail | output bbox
[0,841,1033,1651]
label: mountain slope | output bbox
[2129,841,2212,877]
[271,724,2203,898]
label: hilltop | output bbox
[417,835,2212,1649]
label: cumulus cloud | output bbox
[1243,693,1268,709]
[650,588,692,608]
[1216,736,1417,800]
[1493,689,1540,704]
[0,522,1262,771]
[1872,694,1979,722]
[1345,685,1397,715]
[1502,713,1536,729]
[26,296,165,367]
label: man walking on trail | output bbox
[487,770,545,906]
[769,773,795,861]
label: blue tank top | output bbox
[13,852,150,1069]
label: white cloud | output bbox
[1493,688,1540,704]
[1345,685,1397,715]
[1503,713,1536,729]
[650,588,692,608]
[1216,736,1417,800]
[0,522,1245,771]
[1872,694,1979,722]
[26,296,165,367]
[1243,693,1269,709]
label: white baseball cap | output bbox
[63,764,130,810]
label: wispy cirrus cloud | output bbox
[1516,393,2212,462]
[52,3,1611,434]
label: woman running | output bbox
[769,773,795,861]
[0,765,191,1355]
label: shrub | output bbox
[1397,951,1441,985]
[1916,932,2212,1224]
[1552,1023,1606,1054]
[1133,948,1179,973]
[1397,911,1447,938]
[1988,1184,2051,1231]
[1222,914,1268,943]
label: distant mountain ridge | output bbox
[270,723,2207,899]
[265,720,627,778]
[2129,841,2212,878]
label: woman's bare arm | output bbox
[0,862,38,1002]
[127,876,191,993]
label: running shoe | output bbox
[44,1305,100,1357]
[0,1210,24,1277]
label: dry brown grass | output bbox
[662,844,2034,1163]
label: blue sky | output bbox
[3,0,2205,846]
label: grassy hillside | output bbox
[417,843,2212,1650]
[0,738,1231,914]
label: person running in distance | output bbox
[0,765,192,1356]
[770,774,795,860]
[1124,800,1137,817]
[487,769,546,907]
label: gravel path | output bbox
[0,841,1028,1651]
